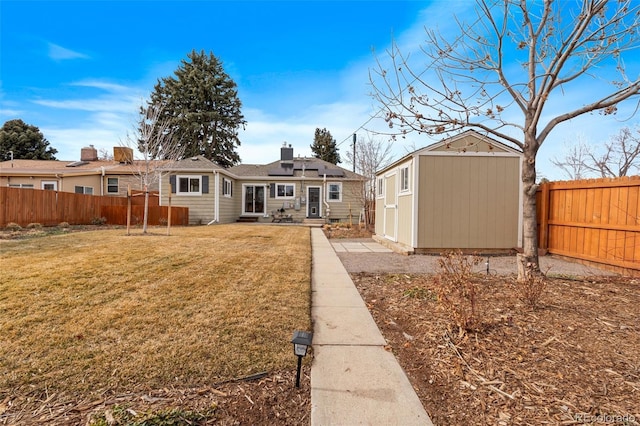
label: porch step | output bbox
[237,216,259,223]
[303,218,326,226]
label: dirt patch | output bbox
[352,272,640,425]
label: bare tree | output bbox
[345,134,395,228]
[123,104,184,233]
[586,126,640,177]
[98,147,114,161]
[552,127,640,179]
[370,0,640,278]
[550,135,593,180]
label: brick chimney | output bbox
[81,145,98,161]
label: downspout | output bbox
[208,170,219,225]
[100,166,105,196]
[323,173,330,220]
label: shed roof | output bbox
[377,129,522,175]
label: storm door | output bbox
[307,187,321,218]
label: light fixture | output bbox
[291,330,313,388]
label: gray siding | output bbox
[417,155,520,249]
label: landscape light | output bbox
[291,330,313,388]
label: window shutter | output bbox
[202,175,209,194]
[269,183,275,198]
[169,175,176,193]
[230,181,233,196]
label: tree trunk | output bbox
[143,189,149,234]
[518,137,541,280]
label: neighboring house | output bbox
[160,144,365,225]
[375,130,523,253]
[0,145,152,196]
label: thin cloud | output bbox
[47,42,89,61]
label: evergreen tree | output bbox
[0,119,58,160]
[310,128,341,164]
[147,50,246,167]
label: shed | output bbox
[375,130,523,253]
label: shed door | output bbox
[383,174,397,241]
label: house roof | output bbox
[163,155,225,172]
[229,157,363,180]
[1,153,363,181]
[0,159,151,176]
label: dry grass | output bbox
[0,225,311,403]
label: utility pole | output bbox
[352,133,356,173]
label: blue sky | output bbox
[1,0,638,180]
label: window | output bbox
[377,178,383,197]
[327,182,342,202]
[178,176,201,195]
[223,178,232,197]
[400,166,409,192]
[276,183,294,198]
[75,186,93,195]
[9,183,34,189]
[107,177,119,193]
[41,181,58,191]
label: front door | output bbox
[307,187,321,218]
[244,185,265,215]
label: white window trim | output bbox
[275,183,295,199]
[107,177,119,193]
[400,166,410,192]
[222,178,232,197]
[176,175,202,195]
[376,177,384,198]
[327,182,342,202]
[41,181,58,191]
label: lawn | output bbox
[0,224,312,424]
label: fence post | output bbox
[167,184,172,236]
[127,185,131,236]
[539,182,550,251]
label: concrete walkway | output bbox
[310,228,433,425]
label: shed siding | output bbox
[375,194,384,236]
[397,193,413,246]
[417,155,520,249]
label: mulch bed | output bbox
[1,367,311,425]
[352,272,639,426]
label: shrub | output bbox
[91,217,107,225]
[434,250,484,333]
[5,222,22,231]
[26,223,43,230]
[513,269,547,310]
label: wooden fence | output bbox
[0,187,188,227]
[537,176,640,275]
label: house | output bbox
[2,143,365,226]
[375,130,523,253]
[0,145,151,196]
[159,144,365,225]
